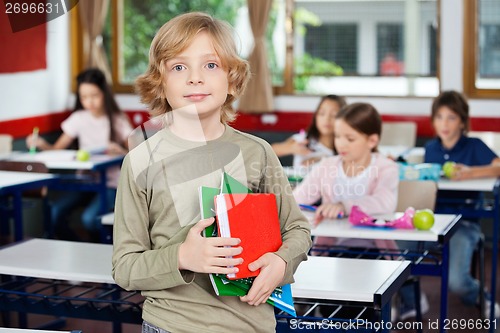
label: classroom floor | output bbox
[2,248,499,333]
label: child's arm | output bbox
[293,159,326,205]
[178,217,243,275]
[271,137,312,157]
[26,133,74,151]
[106,141,128,155]
[452,157,500,180]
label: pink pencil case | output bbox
[348,205,415,229]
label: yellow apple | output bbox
[413,209,435,230]
[76,149,90,162]
[442,161,456,178]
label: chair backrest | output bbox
[0,161,49,196]
[0,134,13,154]
[0,160,49,173]
[396,180,437,212]
[468,131,500,151]
[380,122,417,147]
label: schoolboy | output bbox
[112,12,311,333]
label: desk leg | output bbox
[98,170,108,215]
[13,191,23,242]
[489,189,499,333]
[440,243,449,333]
[381,302,390,333]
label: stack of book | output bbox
[198,173,296,316]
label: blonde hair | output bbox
[135,12,250,124]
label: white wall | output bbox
[0,0,498,124]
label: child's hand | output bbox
[301,156,322,167]
[106,142,127,155]
[451,164,473,180]
[178,217,243,274]
[291,139,313,156]
[314,203,345,225]
[240,253,286,306]
[26,135,48,150]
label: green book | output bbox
[198,173,296,316]
[220,172,252,194]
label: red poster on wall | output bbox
[0,1,47,73]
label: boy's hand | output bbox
[240,253,286,306]
[451,163,473,180]
[178,217,243,274]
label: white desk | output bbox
[0,171,57,241]
[434,176,500,331]
[9,150,123,171]
[307,211,459,243]
[0,239,141,329]
[101,212,114,226]
[0,238,112,284]
[437,177,498,191]
[0,328,80,333]
[305,211,460,333]
[7,150,124,215]
[0,239,410,331]
[293,256,410,305]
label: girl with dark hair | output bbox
[26,68,133,241]
[293,102,398,241]
[272,95,346,168]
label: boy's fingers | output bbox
[213,245,242,257]
[248,258,264,272]
[191,217,215,234]
[210,237,241,247]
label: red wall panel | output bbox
[0,1,47,73]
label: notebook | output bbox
[215,193,282,280]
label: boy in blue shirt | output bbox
[398,90,500,321]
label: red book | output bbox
[215,193,282,280]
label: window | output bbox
[305,24,358,73]
[377,24,404,75]
[464,0,500,97]
[292,0,438,96]
[74,0,439,96]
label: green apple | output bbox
[442,161,456,178]
[413,209,435,230]
[76,149,90,162]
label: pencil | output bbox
[29,127,39,154]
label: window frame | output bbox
[463,0,500,98]
[71,0,441,97]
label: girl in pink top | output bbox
[26,68,133,241]
[293,103,399,250]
